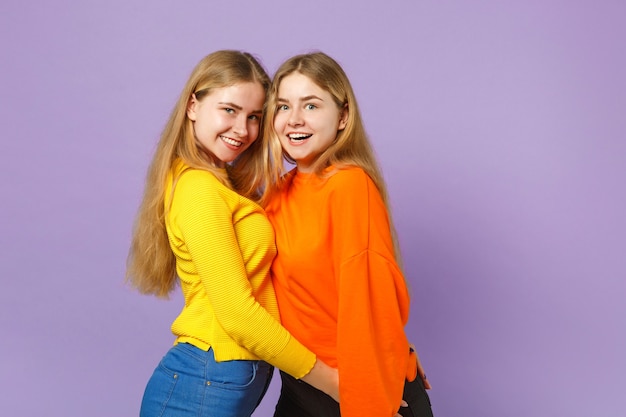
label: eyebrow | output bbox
[218,102,263,114]
[277,95,324,103]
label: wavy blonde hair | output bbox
[126,50,271,298]
[261,51,404,267]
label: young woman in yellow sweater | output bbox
[126,50,338,417]
[262,52,434,417]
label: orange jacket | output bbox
[266,166,414,417]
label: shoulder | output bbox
[327,166,385,211]
[264,169,296,209]
[170,167,240,213]
[327,166,374,192]
[175,167,225,195]
[177,167,220,185]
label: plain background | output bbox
[1,1,624,416]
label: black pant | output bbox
[273,371,433,417]
[398,372,433,417]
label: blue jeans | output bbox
[140,343,273,417]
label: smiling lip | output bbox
[287,132,312,144]
[220,135,243,148]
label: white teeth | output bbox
[288,133,311,139]
[220,136,242,147]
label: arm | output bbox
[301,358,340,402]
[410,344,432,390]
[173,170,331,382]
[331,169,411,416]
[337,252,410,415]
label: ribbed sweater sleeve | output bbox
[167,166,315,377]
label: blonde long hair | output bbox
[126,50,271,298]
[262,52,404,267]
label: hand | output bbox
[396,344,432,416]
[410,343,432,390]
[300,358,340,402]
[394,399,409,417]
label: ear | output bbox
[187,94,198,121]
[338,104,348,130]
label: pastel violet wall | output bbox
[1,1,624,416]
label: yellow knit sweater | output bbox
[163,159,315,378]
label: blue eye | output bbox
[224,108,235,114]
[278,104,289,111]
[305,104,316,110]
[248,114,260,121]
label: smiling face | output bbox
[187,82,265,166]
[273,72,348,173]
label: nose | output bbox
[232,115,248,138]
[288,107,303,126]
